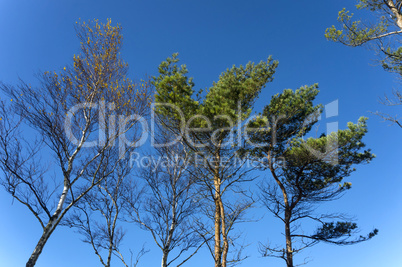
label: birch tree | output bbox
[63,156,144,267]
[0,19,150,267]
[125,125,206,267]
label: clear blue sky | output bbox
[0,0,401,266]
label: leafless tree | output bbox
[374,89,402,128]
[125,128,208,267]
[0,19,151,267]
[63,156,147,267]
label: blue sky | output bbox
[0,0,401,266]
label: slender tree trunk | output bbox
[161,250,168,267]
[213,147,224,267]
[26,220,56,267]
[160,191,176,267]
[160,222,174,267]
[284,210,293,267]
[106,235,113,267]
[214,176,222,267]
[269,156,293,267]
[26,183,69,267]
[219,198,228,267]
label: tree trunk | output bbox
[219,198,228,267]
[161,195,176,267]
[214,194,222,267]
[26,184,69,267]
[26,218,58,267]
[161,250,168,267]
[106,236,113,267]
[388,0,402,29]
[285,211,293,267]
[213,146,225,267]
[270,156,293,267]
